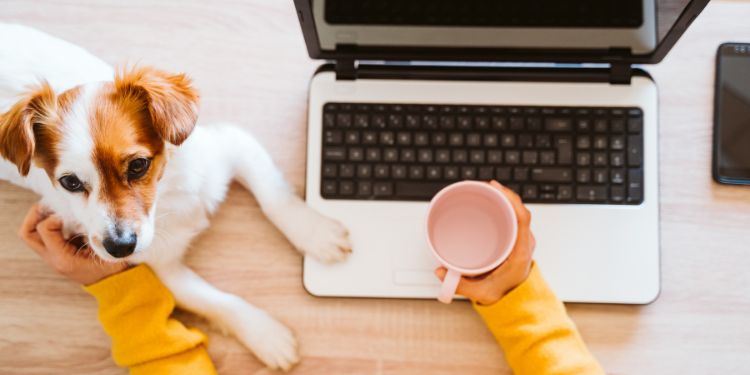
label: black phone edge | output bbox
[712,42,750,185]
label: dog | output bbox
[0,23,351,371]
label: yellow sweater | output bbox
[84,265,217,375]
[84,264,601,375]
[474,264,604,374]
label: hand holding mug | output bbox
[430,181,535,305]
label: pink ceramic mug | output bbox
[426,181,518,304]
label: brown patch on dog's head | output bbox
[89,66,199,223]
[0,82,78,177]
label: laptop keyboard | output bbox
[320,103,644,205]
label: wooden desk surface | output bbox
[1,1,749,374]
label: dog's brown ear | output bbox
[0,83,56,176]
[115,66,199,146]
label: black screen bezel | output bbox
[293,0,709,65]
[713,42,750,185]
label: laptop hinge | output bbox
[335,58,356,80]
[609,63,632,85]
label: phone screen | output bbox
[715,43,750,183]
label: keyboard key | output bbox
[366,148,381,161]
[531,168,573,182]
[594,169,608,184]
[417,149,433,163]
[523,151,539,165]
[492,116,508,130]
[449,133,464,146]
[392,165,407,179]
[628,169,644,203]
[628,118,643,133]
[406,115,420,129]
[576,119,592,132]
[576,186,607,202]
[440,116,455,129]
[484,134,499,147]
[323,113,335,128]
[557,185,573,200]
[467,133,482,147]
[323,164,337,177]
[545,118,572,132]
[501,134,516,147]
[436,149,450,163]
[324,147,346,161]
[461,166,477,179]
[323,180,337,195]
[611,119,626,132]
[611,152,625,167]
[340,164,355,178]
[362,131,377,144]
[611,186,626,202]
[444,166,459,180]
[374,182,394,196]
[354,114,369,128]
[540,151,555,165]
[384,148,398,162]
[576,136,591,149]
[397,132,412,145]
[536,134,551,148]
[336,114,352,127]
[395,182,446,199]
[495,167,512,181]
[555,136,573,164]
[594,119,608,132]
[577,169,591,183]
[340,181,354,195]
[325,130,343,144]
[409,166,425,179]
[577,152,591,166]
[593,135,608,149]
[414,132,429,146]
[374,164,389,178]
[349,147,364,161]
[505,150,520,164]
[611,136,625,150]
[479,166,494,180]
[427,166,442,179]
[452,150,468,163]
[475,116,490,129]
[522,185,538,200]
[423,115,437,129]
[514,167,529,182]
[432,132,447,145]
[470,150,486,163]
[388,114,403,128]
[372,115,385,128]
[380,132,395,145]
[357,164,372,178]
[527,117,542,131]
[510,117,525,130]
[627,136,643,166]
[400,149,416,162]
[488,150,503,164]
[519,134,534,148]
[593,152,607,166]
[611,169,625,184]
[455,115,471,129]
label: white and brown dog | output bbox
[0,23,351,370]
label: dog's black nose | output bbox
[103,233,137,258]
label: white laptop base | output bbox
[304,71,660,304]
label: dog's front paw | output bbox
[235,311,299,371]
[290,206,352,263]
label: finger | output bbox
[36,216,73,255]
[18,204,47,253]
[434,266,447,281]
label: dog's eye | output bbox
[127,158,151,180]
[59,175,85,193]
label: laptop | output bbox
[295,0,709,304]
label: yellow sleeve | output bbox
[83,265,217,375]
[473,264,604,375]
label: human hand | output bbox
[435,180,535,305]
[18,203,129,285]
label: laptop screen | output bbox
[312,0,690,55]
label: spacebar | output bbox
[395,182,449,199]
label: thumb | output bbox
[36,215,68,250]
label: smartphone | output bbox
[713,42,750,185]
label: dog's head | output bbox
[0,66,199,262]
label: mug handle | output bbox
[438,268,461,304]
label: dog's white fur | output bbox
[0,23,350,370]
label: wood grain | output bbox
[1,1,749,374]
